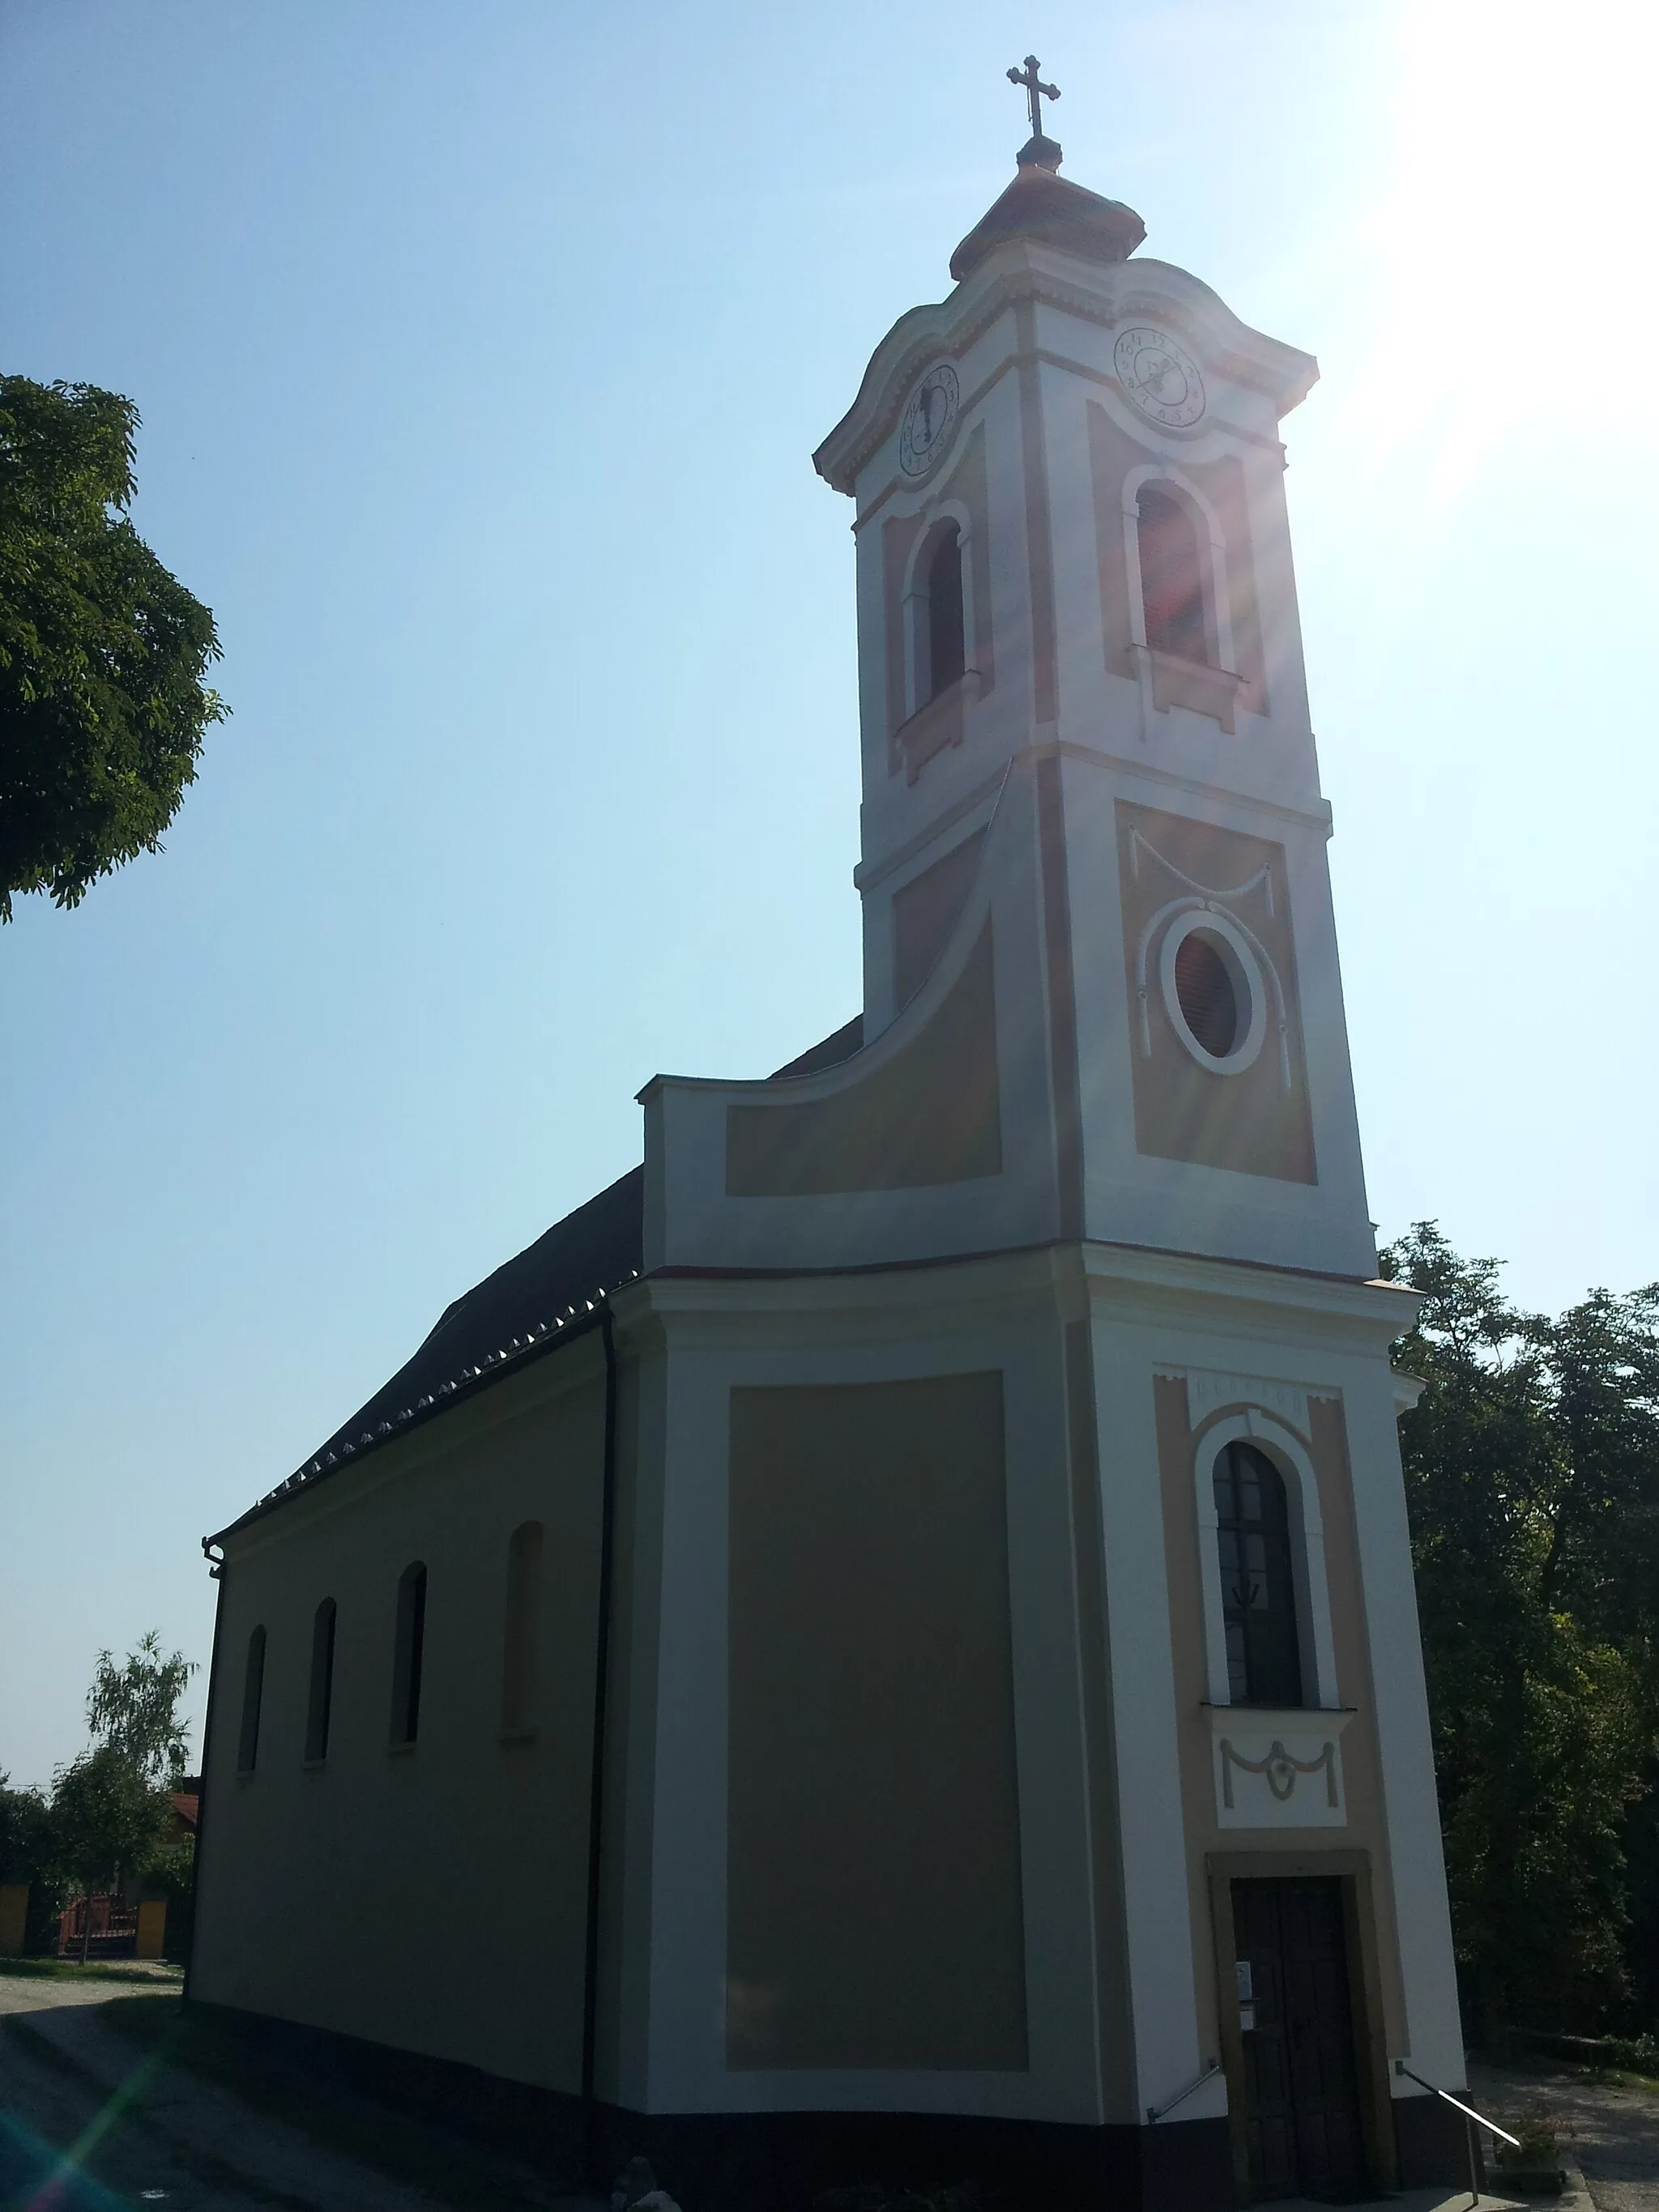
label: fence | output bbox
[57,1894,139,1959]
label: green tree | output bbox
[143,1833,197,1966]
[0,374,226,920]
[1382,1225,1659,2039]
[49,1746,169,1963]
[0,1772,65,1953]
[87,1630,196,1785]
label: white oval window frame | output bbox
[1159,909,1266,1075]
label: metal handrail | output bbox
[1394,2060,1522,2208]
[1147,2058,1222,2124]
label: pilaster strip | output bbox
[1036,752,1084,1237]
[1014,296,1059,725]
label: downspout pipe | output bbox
[182,1538,227,2005]
[580,1298,621,2183]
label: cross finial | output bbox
[1007,53,1060,142]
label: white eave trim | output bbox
[813,244,1318,494]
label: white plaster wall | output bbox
[624,1260,1107,2123]
[642,759,1060,1274]
[1081,1247,1464,2103]
[1061,746,1377,1276]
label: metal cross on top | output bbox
[1006,54,1060,140]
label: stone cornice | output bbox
[813,245,1318,497]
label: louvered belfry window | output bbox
[927,522,966,698]
[1174,931,1238,1058]
[1137,485,1209,663]
[1213,1441,1303,1706]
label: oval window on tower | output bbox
[1158,910,1266,1075]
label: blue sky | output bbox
[3,0,1655,1788]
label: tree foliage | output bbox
[1382,1224,1659,2035]
[87,1630,195,1786]
[0,374,226,920]
[49,1745,169,1900]
[0,1773,66,1953]
[0,1771,53,1886]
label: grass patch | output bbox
[1593,2065,1659,2098]
[0,1956,183,1984]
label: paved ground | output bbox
[2,1971,1655,2212]
[1470,2059,1659,2212]
[0,1969,591,2211]
[0,1961,185,2014]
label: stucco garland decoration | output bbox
[1219,1736,1339,1810]
[1128,826,1291,1089]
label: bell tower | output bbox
[813,87,1372,1280]
[186,70,1469,2212]
[629,76,1465,2212]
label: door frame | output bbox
[1207,1850,1397,2204]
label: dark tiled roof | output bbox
[769,1015,862,1080]
[215,1020,862,1542]
[949,164,1145,283]
[215,1167,643,1538]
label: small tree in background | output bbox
[143,1833,197,1966]
[49,1747,168,1963]
[0,373,227,921]
[87,1630,196,1785]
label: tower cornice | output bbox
[813,245,1318,497]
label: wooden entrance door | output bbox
[1233,1876,1367,2201]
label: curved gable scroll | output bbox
[726,924,1001,1197]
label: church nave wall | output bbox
[193,1347,611,2092]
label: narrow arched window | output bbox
[237,1626,266,1774]
[305,1598,337,1762]
[390,1562,427,1745]
[500,1522,544,1737]
[1137,485,1209,663]
[926,522,966,699]
[1213,1443,1303,1705]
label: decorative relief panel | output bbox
[1208,1706,1353,1831]
[1115,803,1316,1183]
[1159,1366,1341,1442]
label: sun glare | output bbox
[1340,0,1657,501]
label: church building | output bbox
[189,79,1469,2210]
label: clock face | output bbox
[898,364,960,477]
[1113,325,1207,429]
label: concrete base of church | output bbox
[186,1999,1244,2208]
[1393,2087,1476,2192]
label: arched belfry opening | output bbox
[926,521,966,699]
[1137,484,1210,664]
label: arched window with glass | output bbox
[1213,1441,1303,1706]
[500,1522,544,1739]
[305,1597,337,1762]
[237,1626,266,1774]
[390,1562,428,1746]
